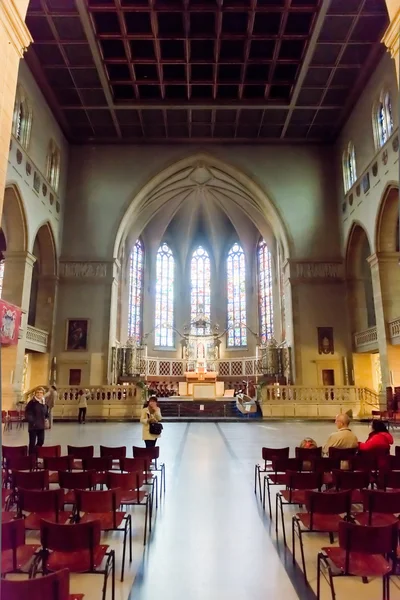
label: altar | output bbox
[179,372,224,400]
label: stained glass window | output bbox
[155,243,174,347]
[191,246,211,334]
[227,243,247,347]
[343,142,357,192]
[258,239,273,344]
[375,92,394,149]
[128,239,144,343]
[0,261,5,298]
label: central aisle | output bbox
[130,422,301,600]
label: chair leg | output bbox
[298,526,307,582]
[143,496,149,545]
[162,464,166,493]
[258,467,262,499]
[254,464,258,495]
[129,515,132,562]
[317,553,321,600]
[262,476,266,510]
[279,495,287,546]
[111,550,115,600]
[121,521,127,582]
[275,493,279,533]
[291,517,296,564]
[327,563,336,600]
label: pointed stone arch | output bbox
[375,182,399,254]
[1,184,28,252]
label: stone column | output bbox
[383,2,400,81]
[0,1,32,214]
[1,250,35,408]
[368,254,392,406]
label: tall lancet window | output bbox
[128,239,144,343]
[258,239,274,344]
[191,246,211,334]
[227,243,247,347]
[155,243,174,347]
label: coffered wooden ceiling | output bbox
[25,0,389,143]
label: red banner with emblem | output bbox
[0,300,22,346]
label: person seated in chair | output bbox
[358,420,393,456]
[322,414,358,456]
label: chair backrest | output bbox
[5,455,35,471]
[362,489,400,521]
[18,488,64,516]
[333,469,370,490]
[132,445,160,460]
[100,446,126,460]
[261,447,290,462]
[58,469,95,490]
[350,454,378,472]
[107,470,145,494]
[328,447,358,462]
[43,456,74,472]
[378,469,400,491]
[395,445,400,458]
[2,446,28,461]
[75,488,122,516]
[1,568,70,600]
[2,517,25,552]
[311,457,335,474]
[295,446,322,461]
[286,471,322,491]
[12,469,50,491]
[41,518,101,556]
[67,445,94,459]
[271,457,301,473]
[338,521,398,573]
[120,457,151,473]
[385,455,400,471]
[305,489,352,518]
[82,457,113,472]
[36,446,62,459]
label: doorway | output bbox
[322,369,335,386]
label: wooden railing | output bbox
[354,326,378,351]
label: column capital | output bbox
[368,252,399,267]
[3,250,36,267]
[0,0,33,57]
[382,6,400,76]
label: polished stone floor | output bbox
[3,420,400,600]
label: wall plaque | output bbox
[60,262,108,278]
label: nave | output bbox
[3,421,400,600]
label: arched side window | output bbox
[227,243,247,347]
[342,142,357,193]
[128,239,144,343]
[191,246,211,334]
[155,243,174,347]
[373,91,394,149]
[258,239,273,344]
[46,140,61,192]
[12,86,32,149]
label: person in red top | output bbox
[358,420,393,455]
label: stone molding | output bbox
[60,261,109,279]
[3,250,36,267]
[287,260,344,283]
[382,7,400,61]
[0,0,32,57]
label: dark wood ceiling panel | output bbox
[25,0,389,143]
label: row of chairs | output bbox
[255,445,400,599]
[1,568,82,600]
[2,410,24,431]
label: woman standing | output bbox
[77,389,89,424]
[140,396,162,447]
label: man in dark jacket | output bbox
[25,387,48,454]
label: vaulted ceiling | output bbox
[25,0,389,143]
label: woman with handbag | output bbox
[140,396,163,447]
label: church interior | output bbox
[1,0,400,599]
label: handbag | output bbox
[149,421,163,435]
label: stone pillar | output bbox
[383,2,399,81]
[368,254,392,406]
[0,0,32,214]
[2,250,35,408]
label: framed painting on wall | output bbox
[65,319,89,351]
[317,327,334,355]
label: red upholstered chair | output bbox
[39,519,115,600]
[43,456,74,484]
[1,568,84,600]
[132,445,165,497]
[120,457,159,510]
[2,445,28,466]
[379,469,400,491]
[5,455,36,472]
[12,469,50,506]
[100,446,126,469]
[254,447,290,498]
[75,488,132,581]
[317,521,398,600]
[263,457,302,517]
[276,471,322,546]
[82,457,113,486]
[58,469,95,508]
[36,445,61,463]
[17,488,70,530]
[67,445,94,469]
[328,447,357,469]
[332,469,371,504]
[107,471,152,545]
[292,489,352,582]
[1,518,40,575]
[354,489,400,526]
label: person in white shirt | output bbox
[77,389,89,424]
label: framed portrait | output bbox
[65,319,89,351]
[317,327,334,355]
